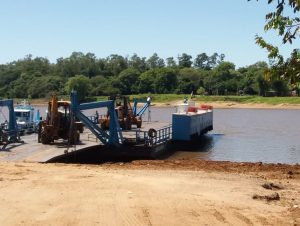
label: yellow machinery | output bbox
[38,96,83,144]
[100,96,142,130]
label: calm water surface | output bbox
[162,108,300,164]
[2,105,299,164]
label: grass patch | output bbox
[127,94,300,105]
[18,94,300,105]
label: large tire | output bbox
[69,130,80,144]
[41,131,51,144]
[124,118,132,130]
[148,128,157,138]
[77,123,84,133]
[136,119,142,128]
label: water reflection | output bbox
[167,134,217,159]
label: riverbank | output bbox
[0,160,299,225]
[152,101,300,109]
[18,95,300,109]
[20,99,300,110]
[129,94,300,109]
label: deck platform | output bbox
[0,121,171,163]
[0,131,98,162]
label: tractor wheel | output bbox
[69,130,80,144]
[136,119,142,128]
[124,118,132,130]
[100,119,109,130]
[41,131,51,144]
[77,131,80,142]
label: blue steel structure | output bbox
[0,99,22,149]
[132,98,151,117]
[70,91,123,146]
[0,99,18,136]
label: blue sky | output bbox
[0,0,299,68]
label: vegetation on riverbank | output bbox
[90,94,300,105]
[21,94,300,106]
[194,95,300,105]
[1,52,299,103]
[18,93,300,108]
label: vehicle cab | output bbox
[14,100,36,134]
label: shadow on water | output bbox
[158,133,223,159]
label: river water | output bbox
[1,105,299,164]
[151,108,300,164]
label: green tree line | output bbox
[0,52,298,101]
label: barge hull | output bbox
[172,110,213,141]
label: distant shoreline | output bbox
[151,101,300,110]
[16,97,300,110]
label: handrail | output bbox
[135,125,172,147]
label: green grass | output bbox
[194,95,300,105]
[118,94,300,105]
[22,94,300,105]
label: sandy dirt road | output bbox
[0,160,299,226]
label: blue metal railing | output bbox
[135,125,172,147]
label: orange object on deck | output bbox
[200,105,213,110]
[187,106,198,112]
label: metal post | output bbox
[108,101,121,145]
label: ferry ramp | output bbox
[0,121,171,163]
[0,131,98,162]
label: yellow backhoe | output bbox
[38,96,83,144]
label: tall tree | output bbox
[166,57,177,67]
[146,53,165,69]
[56,52,99,78]
[65,75,91,101]
[139,69,157,93]
[118,68,140,94]
[105,54,128,76]
[176,68,202,94]
[128,54,147,72]
[194,53,209,69]
[178,53,193,68]
[154,68,178,93]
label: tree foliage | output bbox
[117,68,140,94]
[251,0,300,56]
[0,51,293,100]
[146,53,165,69]
[65,75,91,101]
[178,53,193,68]
[250,0,300,86]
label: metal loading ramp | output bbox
[0,131,98,162]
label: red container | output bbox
[187,106,198,112]
[200,105,213,110]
